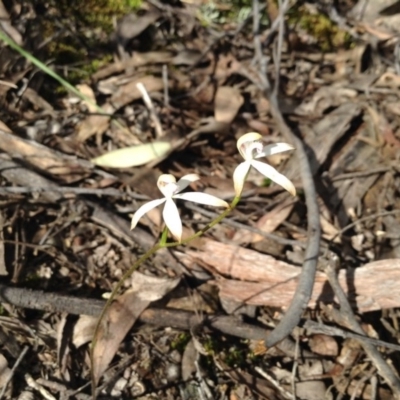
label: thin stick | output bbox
[136,82,164,138]
[0,186,149,199]
[184,201,307,247]
[249,0,321,348]
[265,97,321,348]
[162,65,169,107]
[255,366,294,400]
[330,210,400,243]
[273,0,284,99]
[0,346,29,400]
[25,373,57,400]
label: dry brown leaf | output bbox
[349,0,387,20]
[76,76,165,142]
[295,87,357,117]
[181,339,197,381]
[308,334,339,357]
[110,75,164,112]
[0,1,22,45]
[93,51,173,81]
[75,104,113,142]
[375,71,400,88]
[115,10,160,43]
[0,353,11,389]
[366,105,400,148]
[72,315,98,348]
[56,315,71,381]
[336,339,361,368]
[92,272,180,386]
[232,201,294,244]
[296,381,329,400]
[0,120,12,133]
[320,214,340,242]
[214,86,243,124]
[76,84,98,113]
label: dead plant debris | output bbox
[0,0,400,399]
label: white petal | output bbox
[157,174,177,197]
[251,160,296,196]
[233,161,251,196]
[175,174,200,193]
[174,192,229,207]
[257,142,294,158]
[163,198,182,241]
[131,198,166,229]
[237,132,262,159]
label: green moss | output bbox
[56,0,142,33]
[262,177,272,187]
[198,0,262,27]
[171,332,191,352]
[39,0,141,87]
[203,337,252,368]
[287,5,352,51]
[224,345,246,367]
[203,336,219,355]
[66,55,113,83]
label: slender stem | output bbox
[91,195,241,396]
[160,227,169,246]
[165,196,241,247]
[90,243,162,393]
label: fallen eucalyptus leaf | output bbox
[91,141,171,168]
[92,272,180,386]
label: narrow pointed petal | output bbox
[257,142,295,158]
[237,132,262,159]
[175,174,200,193]
[174,192,229,207]
[251,160,296,196]
[131,198,166,229]
[233,161,251,196]
[163,198,182,241]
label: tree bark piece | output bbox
[178,239,400,313]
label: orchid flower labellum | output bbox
[131,174,229,241]
[233,132,296,197]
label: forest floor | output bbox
[1,0,400,399]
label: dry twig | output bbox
[250,0,321,347]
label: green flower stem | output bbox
[160,226,169,246]
[165,195,241,247]
[91,242,162,384]
[91,195,241,389]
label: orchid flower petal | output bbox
[233,161,251,196]
[256,142,295,159]
[251,160,296,196]
[237,132,262,159]
[131,198,166,229]
[175,174,200,193]
[174,192,229,208]
[157,174,178,198]
[163,198,182,241]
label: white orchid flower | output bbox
[131,174,229,241]
[233,132,296,197]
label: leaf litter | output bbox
[0,0,400,399]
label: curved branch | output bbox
[265,98,321,348]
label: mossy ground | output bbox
[38,0,141,83]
